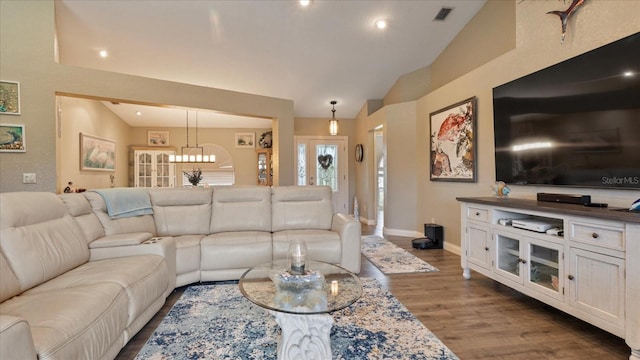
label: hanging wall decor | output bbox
[0,81,20,115]
[547,0,587,43]
[429,97,477,182]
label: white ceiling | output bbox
[55,0,486,127]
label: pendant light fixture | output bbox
[329,100,339,136]
[169,110,216,163]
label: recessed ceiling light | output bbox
[136,111,142,116]
[375,19,387,30]
[299,0,311,7]
[99,50,108,58]
[623,71,634,77]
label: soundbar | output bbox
[537,192,591,205]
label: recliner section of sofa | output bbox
[0,192,172,360]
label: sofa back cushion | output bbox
[210,186,271,233]
[149,188,213,236]
[59,193,106,243]
[0,192,89,299]
[83,191,156,236]
[271,186,333,231]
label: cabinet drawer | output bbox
[570,222,624,251]
[467,206,489,222]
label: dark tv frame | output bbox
[492,32,640,190]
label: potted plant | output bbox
[183,168,203,186]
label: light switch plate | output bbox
[23,173,36,184]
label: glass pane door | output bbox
[138,152,152,187]
[315,144,338,191]
[495,232,522,281]
[526,239,563,300]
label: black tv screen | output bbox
[493,32,640,190]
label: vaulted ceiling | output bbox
[55,0,486,127]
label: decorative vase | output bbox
[288,239,307,275]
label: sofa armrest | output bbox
[331,213,361,273]
[88,232,153,248]
[0,315,37,360]
[89,237,177,292]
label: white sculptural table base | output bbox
[272,311,334,360]
[239,261,363,360]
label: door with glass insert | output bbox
[295,136,348,213]
[526,238,563,300]
[494,230,523,283]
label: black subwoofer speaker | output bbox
[412,224,444,249]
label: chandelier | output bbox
[329,100,339,136]
[169,111,216,163]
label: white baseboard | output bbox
[382,227,422,238]
[381,226,462,256]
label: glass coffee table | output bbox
[239,259,363,360]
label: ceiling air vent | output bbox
[434,7,453,21]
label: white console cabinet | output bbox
[458,197,640,360]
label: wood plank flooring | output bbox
[115,225,629,359]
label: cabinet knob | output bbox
[568,274,575,280]
[591,233,599,239]
[475,212,480,216]
[484,247,489,251]
[519,258,527,264]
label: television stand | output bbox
[457,197,640,360]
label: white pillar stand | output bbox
[272,311,334,360]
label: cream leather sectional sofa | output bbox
[0,185,361,360]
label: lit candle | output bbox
[196,154,202,162]
[169,154,175,162]
[176,155,182,162]
[189,155,196,162]
[203,155,209,162]
[331,280,339,295]
[211,155,216,162]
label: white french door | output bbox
[294,136,348,214]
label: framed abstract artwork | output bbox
[429,97,477,182]
[80,133,116,171]
[0,81,21,115]
[0,124,26,152]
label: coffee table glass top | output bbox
[239,260,363,315]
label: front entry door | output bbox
[295,136,348,213]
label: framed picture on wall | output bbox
[147,130,169,146]
[429,97,477,182]
[80,133,116,171]
[0,124,26,152]
[235,132,255,148]
[0,81,20,115]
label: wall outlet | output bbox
[23,173,36,184]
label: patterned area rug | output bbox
[361,235,439,274]
[136,278,457,359]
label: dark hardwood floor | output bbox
[116,224,629,359]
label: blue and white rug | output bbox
[136,278,457,359]
[361,235,439,274]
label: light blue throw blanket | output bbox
[92,188,153,219]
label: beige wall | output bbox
[358,0,640,250]
[0,1,295,193]
[58,96,272,190]
[58,97,132,191]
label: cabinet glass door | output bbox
[155,152,172,187]
[528,243,559,291]
[495,232,522,282]
[138,153,153,187]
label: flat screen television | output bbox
[493,32,640,190]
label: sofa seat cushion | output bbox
[22,255,168,327]
[0,282,128,360]
[273,230,341,264]
[201,231,272,270]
